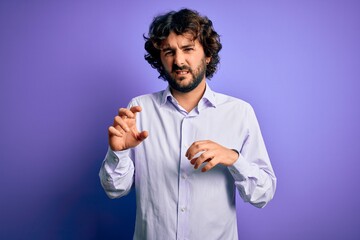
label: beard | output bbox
[163,58,207,93]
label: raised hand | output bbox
[108,106,148,151]
[185,140,239,172]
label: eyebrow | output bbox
[181,43,195,49]
[161,43,195,52]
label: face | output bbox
[160,31,211,93]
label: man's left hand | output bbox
[185,140,239,172]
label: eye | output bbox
[184,47,194,52]
[163,50,174,56]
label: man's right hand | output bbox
[108,106,148,151]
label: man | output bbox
[99,8,276,240]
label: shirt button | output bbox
[182,174,187,179]
[181,207,186,212]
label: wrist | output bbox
[231,149,239,156]
[230,149,239,164]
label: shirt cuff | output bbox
[227,154,252,181]
[105,147,131,170]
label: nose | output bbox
[174,51,185,66]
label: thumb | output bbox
[136,130,149,142]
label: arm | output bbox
[99,105,148,199]
[99,148,135,199]
[186,106,276,208]
[227,106,276,208]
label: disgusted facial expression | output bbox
[160,32,211,93]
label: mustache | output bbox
[172,64,191,72]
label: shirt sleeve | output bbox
[227,105,277,208]
[99,147,135,199]
[98,100,137,199]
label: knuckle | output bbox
[207,161,214,167]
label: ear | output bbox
[205,57,211,65]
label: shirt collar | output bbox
[200,83,217,109]
[160,85,174,106]
[160,82,217,110]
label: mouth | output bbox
[174,70,189,76]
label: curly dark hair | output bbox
[144,8,222,80]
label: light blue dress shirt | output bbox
[99,84,276,240]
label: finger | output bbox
[136,130,149,141]
[186,140,212,155]
[108,126,123,137]
[201,158,220,172]
[186,141,210,159]
[190,157,198,165]
[114,116,130,132]
[118,108,136,119]
[194,151,214,169]
[130,106,142,119]
[130,106,142,114]
[190,157,211,166]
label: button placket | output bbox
[177,116,192,240]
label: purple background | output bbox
[1,0,359,239]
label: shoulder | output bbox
[128,90,164,107]
[212,91,259,125]
[213,91,253,112]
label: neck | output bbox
[170,80,206,112]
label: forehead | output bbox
[160,31,199,48]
